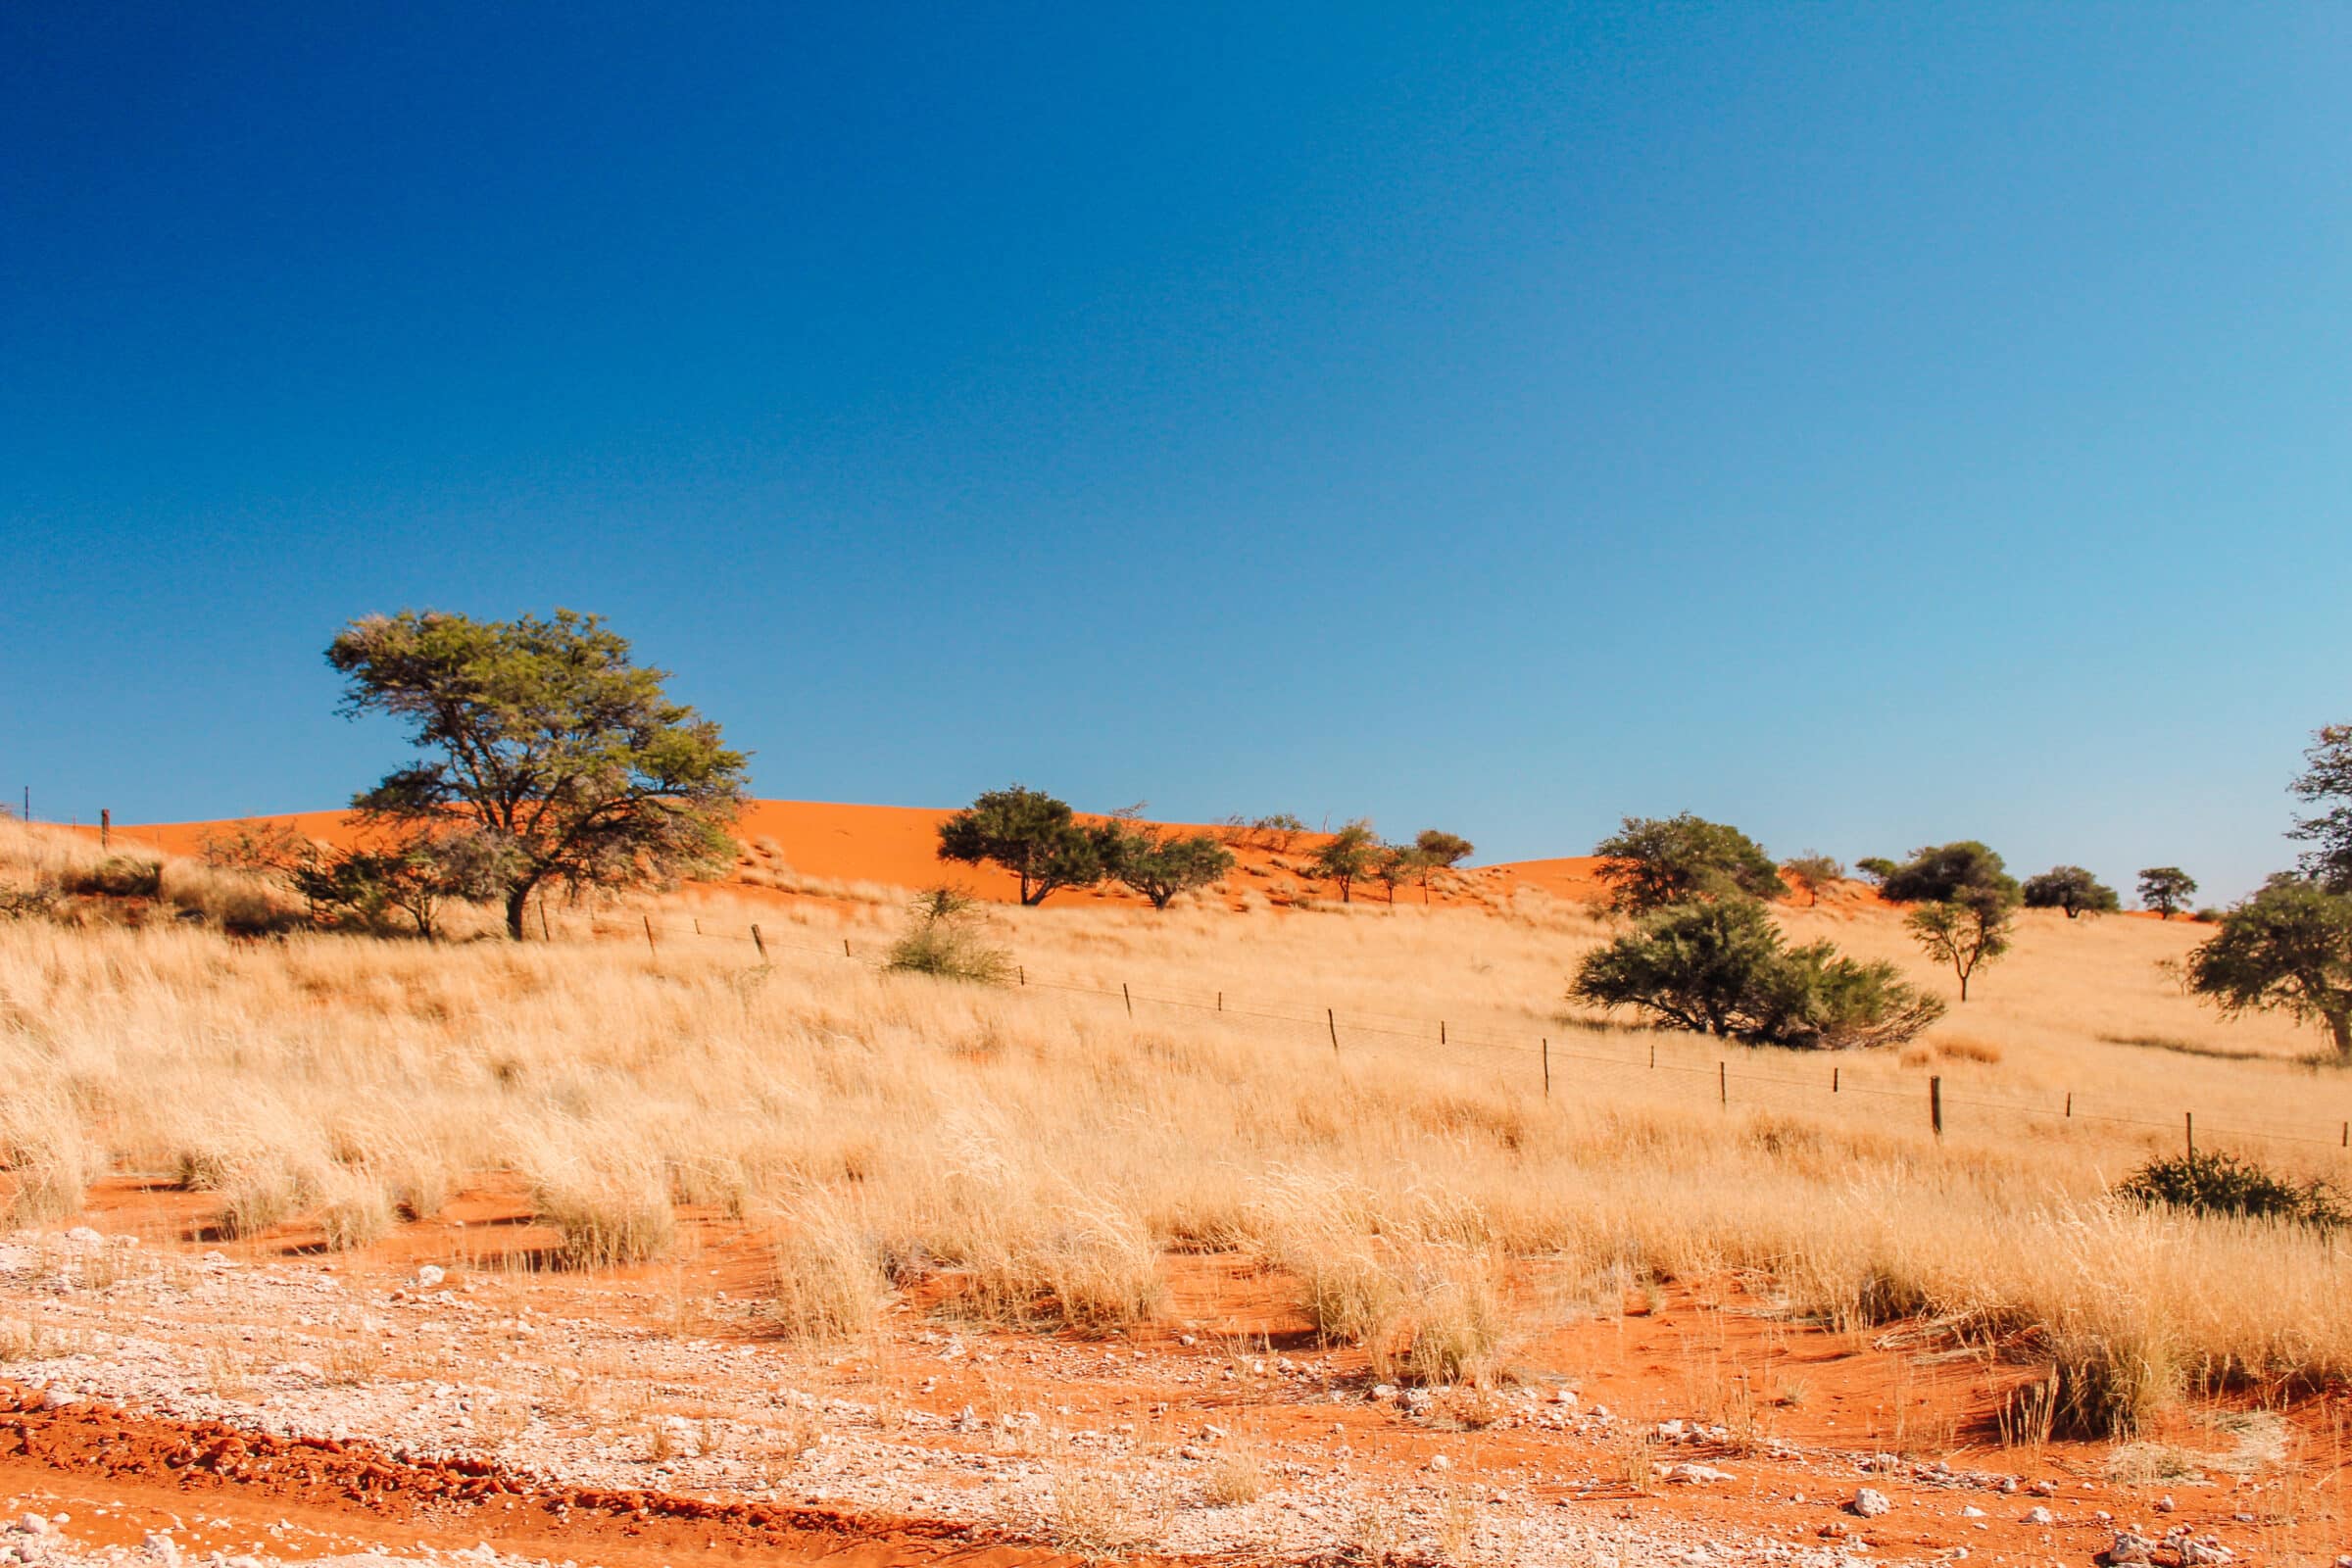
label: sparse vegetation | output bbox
[886,886,1013,984]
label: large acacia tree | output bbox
[328,610,749,939]
[1592,813,1782,913]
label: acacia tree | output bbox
[1102,822,1236,909]
[2137,866,2199,919]
[1881,842,2019,906]
[328,610,748,940]
[1782,852,1846,906]
[1907,889,2017,1002]
[2289,724,2352,892]
[2022,865,2121,919]
[1592,813,1782,913]
[1311,820,1381,904]
[936,786,1106,906]
[2186,879,2352,1060]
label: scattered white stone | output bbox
[1959,1504,1984,1518]
[1664,1463,1735,1486]
[1428,1453,1452,1471]
[2023,1505,2055,1525]
[415,1264,446,1289]
[65,1227,106,1249]
[1850,1488,1892,1518]
[2103,1532,2155,1566]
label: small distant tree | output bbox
[1311,820,1381,904]
[1414,830,1474,867]
[1102,823,1236,909]
[1592,813,1782,914]
[1371,844,1420,904]
[2022,865,2120,920]
[327,610,749,940]
[2184,879,2352,1061]
[1880,842,2019,906]
[936,785,1106,906]
[2289,723,2352,892]
[1246,813,1308,852]
[1853,857,1900,887]
[1907,890,2017,1002]
[1781,852,1845,906]
[1569,899,1942,1049]
[2137,866,2199,920]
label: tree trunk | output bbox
[504,883,531,941]
[2330,1009,2352,1061]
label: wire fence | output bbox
[568,905,2352,1166]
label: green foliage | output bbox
[1592,813,1782,914]
[1372,843,1424,903]
[2184,879,2352,1059]
[1101,823,1236,909]
[2118,1151,2345,1229]
[2022,865,2120,919]
[327,609,747,938]
[1781,852,1845,906]
[885,886,1012,984]
[1309,820,1381,904]
[1852,857,1899,886]
[1880,842,2020,906]
[2137,866,2198,919]
[936,785,1107,906]
[61,857,163,899]
[1413,830,1475,867]
[291,831,514,938]
[1906,891,2018,1002]
[2289,723,2352,892]
[1569,899,1943,1050]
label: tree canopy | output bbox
[2022,865,2120,919]
[935,786,1107,906]
[1413,830,1475,867]
[2289,724,2352,892]
[1102,822,1236,909]
[2185,879,2352,1060]
[1569,899,1942,1050]
[1592,813,1782,914]
[1879,842,2019,906]
[1906,891,2017,1002]
[2137,866,2199,919]
[1310,821,1381,904]
[327,609,748,939]
[1781,852,1845,906]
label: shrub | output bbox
[2116,1151,2344,1229]
[62,857,163,899]
[885,887,1012,984]
[1570,899,1943,1049]
[1592,814,1781,913]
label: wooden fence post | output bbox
[2066,1091,2073,1119]
[1833,1066,1839,1094]
[1542,1038,1550,1099]
[1930,1075,1943,1139]
[751,923,766,959]
[1718,1061,1727,1107]
[1441,1020,1446,1045]
[1019,965,1026,986]
[844,938,852,958]
[1123,982,1133,1018]
[643,914,657,955]
[100,808,110,851]
[1328,1008,1339,1054]
[540,900,551,942]
[2185,1111,2194,1160]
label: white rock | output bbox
[2175,1538,2231,1566]
[65,1227,105,1248]
[2023,1506,2055,1525]
[1665,1463,1735,1485]
[1371,1384,1397,1400]
[1850,1488,1892,1518]
[1959,1505,1984,1518]
[1428,1453,1452,1471]
[141,1532,179,1563]
[2154,1494,2176,1513]
[415,1264,446,1288]
[2103,1533,2155,1565]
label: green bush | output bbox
[2117,1151,2344,1229]
[2021,865,2120,918]
[1569,899,1944,1050]
[1592,814,1781,913]
[1880,842,2018,906]
[886,887,1013,984]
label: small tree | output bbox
[1853,857,1899,887]
[1907,890,2017,1002]
[1311,820,1381,904]
[1880,842,2019,906]
[936,786,1107,906]
[327,610,748,940]
[1569,899,1941,1049]
[1102,823,1236,909]
[2289,723,2352,892]
[2022,865,2120,920]
[2137,866,2198,919]
[2185,879,2352,1060]
[1592,813,1782,914]
[1414,830,1474,866]
[1781,852,1845,906]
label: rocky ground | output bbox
[2,1225,2339,1568]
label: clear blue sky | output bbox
[5,4,2347,900]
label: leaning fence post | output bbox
[540,900,551,942]
[1542,1037,1550,1099]
[751,923,766,959]
[1441,1019,1446,1045]
[1019,964,1026,986]
[1930,1075,1943,1139]
[844,938,852,958]
[1328,1007,1339,1054]
[643,914,657,955]
[1123,982,1133,1018]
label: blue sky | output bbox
[4,3,2347,900]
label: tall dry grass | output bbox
[2,815,2348,1433]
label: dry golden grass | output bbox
[4,815,2350,1439]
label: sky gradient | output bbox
[5,3,2348,901]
